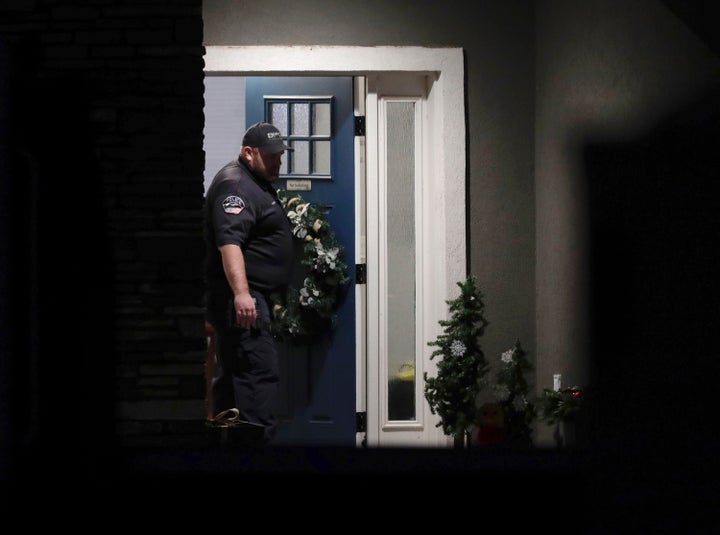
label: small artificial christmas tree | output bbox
[424,275,490,447]
[490,340,536,447]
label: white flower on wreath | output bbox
[287,202,310,230]
[287,202,308,221]
[500,348,515,364]
[299,277,321,307]
[313,243,339,273]
[293,224,308,239]
[287,318,301,335]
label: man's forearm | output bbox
[219,244,250,296]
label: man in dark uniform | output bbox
[204,122,294,445]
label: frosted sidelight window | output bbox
[385,100,417,421]
[265,96,333,179]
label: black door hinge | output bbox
[356,263,366,284]
[356,411,367,433]
[354,115,366,136]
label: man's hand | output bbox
[233,292,257,328]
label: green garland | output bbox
[269,189,350,343]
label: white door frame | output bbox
[204,46,466,448]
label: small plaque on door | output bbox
[286,179,312,191]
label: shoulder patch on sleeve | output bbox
[222,195,245,214]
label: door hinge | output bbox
[354,115,366,136]
[355,263,366,284]
[356,411,367,433]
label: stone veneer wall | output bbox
[1,0,207,449]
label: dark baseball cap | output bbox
[242,122,294,154]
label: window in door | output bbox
[266,97,333,179]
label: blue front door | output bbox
[246,76,356,446]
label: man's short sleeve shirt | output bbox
[204,159,292,294]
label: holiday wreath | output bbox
[269,189,350,343]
